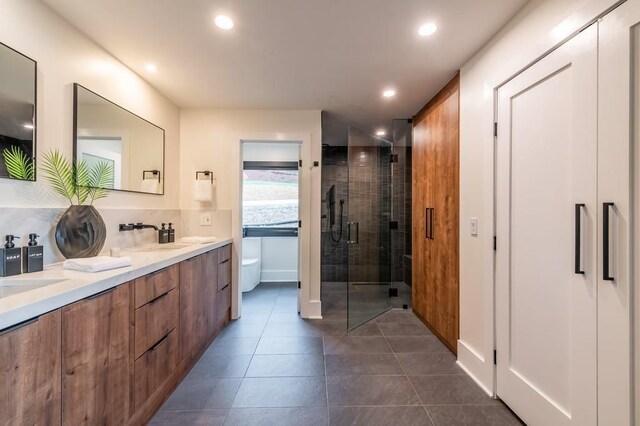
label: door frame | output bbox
[230,132,313,319]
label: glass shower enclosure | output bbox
[346,126,393,330]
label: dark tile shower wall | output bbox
[321,146,349,282]
[320,121,412,287]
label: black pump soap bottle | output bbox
[23,233,43,273]
[0,235,22,277]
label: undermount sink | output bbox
[0,278,68,298]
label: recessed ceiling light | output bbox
[382,89,396,98]
[418,23,437,37]
[23,123,34,129]
[145,64,158,73]
[376,129,386,136]
[215,15,234,30]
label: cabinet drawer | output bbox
[134,328,179,409]
[217,284,231,322]
[134,264,178,309]
[135,289,178,359]
[218,244,231,263]
[217,260,231,291]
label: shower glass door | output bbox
[347,126,393,330]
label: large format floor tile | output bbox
[152,282,523,426]
[245,354,325,377]
[224,407,328,426]
[326,375,421,406]
[160,378,242,411]
[329,406,434,426]
[325,353,403,376]
[149,409,228,425]
[426,404,524,426]
[232,377,327,407]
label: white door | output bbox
[495,24,598,426]
[598,1,637,424]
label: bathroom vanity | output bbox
[0,240,232,425]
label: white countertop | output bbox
[0,238,232,330]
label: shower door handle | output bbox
[347,222,359,244]
[603,202,614,281]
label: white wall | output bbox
[0,0,180,210]
[260,237,298,282]
[458,0,621,395]
[180,109,322,318]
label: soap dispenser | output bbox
[23,233,43,273]
[158,223,170,244]
[0,235,22,277]
[168,223,175,243]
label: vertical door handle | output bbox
[429,208,435,240]
[574,204,585,274]
[354,222,359,244]
[603,202,614,281]
[347,222,352,244]
[425,208,430,240]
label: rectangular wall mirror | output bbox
[73,83,165,195]
[0,42,36,181]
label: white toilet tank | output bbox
[242,237,261,292]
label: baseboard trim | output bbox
[457,339,495,397]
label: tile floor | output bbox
[151,282,523,425]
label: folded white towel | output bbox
[141,178,160,194]
[195,179,213,202]
[63,256,132,273]
[180,236,217,244]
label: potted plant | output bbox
[41,149,113,258]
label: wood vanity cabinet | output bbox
[61,283,132,425]
[0,310,62,426]
[180,248,227,358]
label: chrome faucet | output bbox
[119,223,159,232]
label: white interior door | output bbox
[597,1,638,424]
[495,24,598,426]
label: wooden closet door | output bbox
[430,77,459,353]
[412,74,459,354]
[411,117,429,318]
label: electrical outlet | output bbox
[200,213,212,226]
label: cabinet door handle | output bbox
[575,204,586,274]
[149,332,170,352]
[603,202,615,281]
[0,316,39,336]
[149,266,168,276]
[425,208,430,240]
[429,208,435,240]
[147,290,169,305]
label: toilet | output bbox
[241,237,261,292]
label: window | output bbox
[242,161,299,237]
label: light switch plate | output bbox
[470,217,478,236]
[200,213,212,226]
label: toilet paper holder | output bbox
[196,170,213,182]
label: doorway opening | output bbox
[240,142,301,319]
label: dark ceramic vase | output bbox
[55,205,106,259]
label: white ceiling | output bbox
[42,0,528,144]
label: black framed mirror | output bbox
[0,42,36,181]
[73,83,165,195]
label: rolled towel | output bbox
[180,236,217,244]
[141,178,160,194]
[63,256,132,273]
[195,179,213,202]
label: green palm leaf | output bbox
[75,160,91,205]
[88,161,114,204]
[41,149,76,204]
[3,146,34,180]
